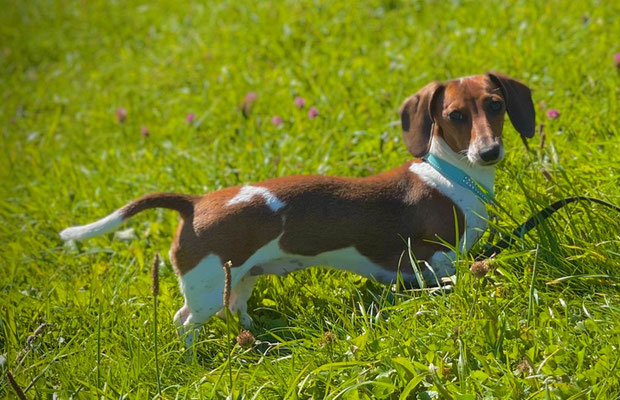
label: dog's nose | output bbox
[479,145,501,162]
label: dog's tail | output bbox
[59,193,196,241]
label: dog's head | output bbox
[399,73,535,165]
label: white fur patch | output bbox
[410,137,493,258]
[255,245,419,284]
[178,236,285,328]
[178,237,427,330]
[60,209,124,241]
[177,229,459,345]
[179,254,226,322]
[227,185,285,212]
[176,254,226,348]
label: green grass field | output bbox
[1,0,619,398]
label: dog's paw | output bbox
[239,312,253,329]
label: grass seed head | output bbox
[151,253,160,297]
[516,358,533,375]
[236,329,255,348]
[470,260,490,279]
[223,260,232,308]
[320,331,337,346]
[27,323,52,346]
[453,325,461,338]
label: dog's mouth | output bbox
[475,158,502,167]
[466,153,504,167]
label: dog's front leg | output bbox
[423,250,457,285]
[217,274,259,328]
[177,295,223,361]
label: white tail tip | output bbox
[60,210,124,241]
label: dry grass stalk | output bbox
[15,323,51,365]
[150,253,162,397]
[6,371,27,400]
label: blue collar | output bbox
[423,153,495,204]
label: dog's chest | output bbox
[408,162,489,251]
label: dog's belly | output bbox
[178,235,456,323]
[250,247,392,283]
[248,244,449,285]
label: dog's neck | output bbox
[427,136,496,191]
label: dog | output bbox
[60,72,535,347]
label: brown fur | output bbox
[401,73,535,158]
[122,193,197,219]
[435,75,507,155]
[158,160,464,275]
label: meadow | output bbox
[1,0,619,398]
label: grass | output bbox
[1,0,619,398]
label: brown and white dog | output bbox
[60,73,535,347]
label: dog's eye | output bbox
[449,111,465,122]
[489,100,503,112]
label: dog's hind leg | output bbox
[177,255,226,353]
[173,304,197,360]
[179,289,224,359]
[173,304,190,330]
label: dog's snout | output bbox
[479,145,501,162]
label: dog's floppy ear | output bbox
[399,81,444,158]
[487,72,535,138]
